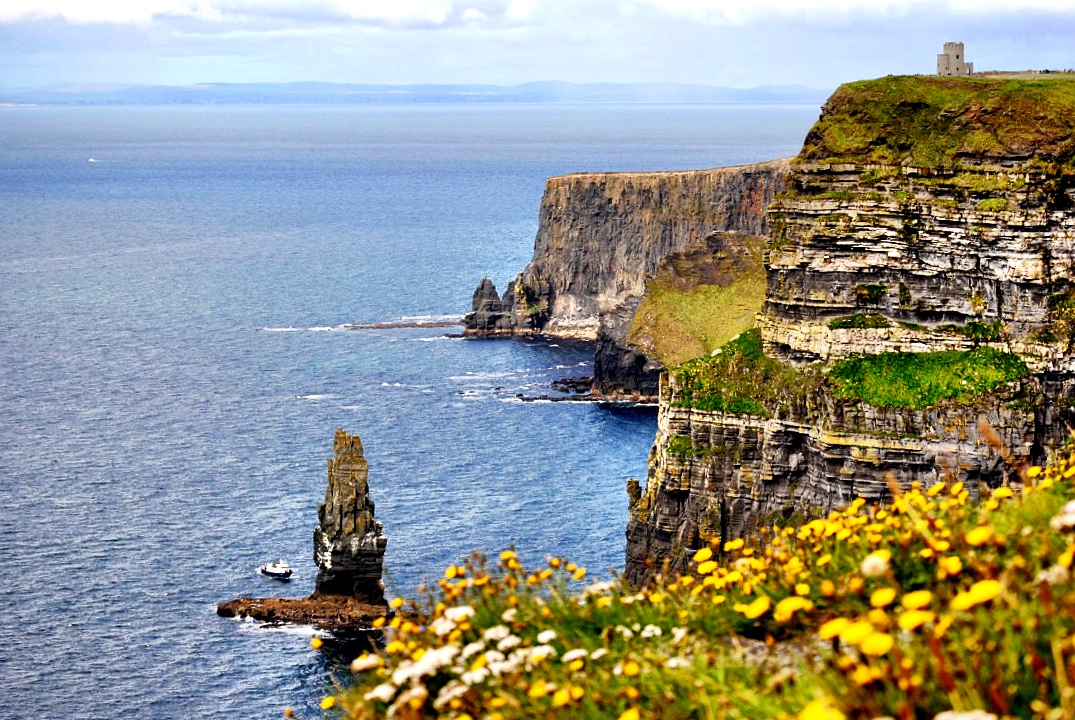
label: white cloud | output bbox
[0,0,538,26]
[626,0,1075,23]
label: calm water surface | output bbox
[0,103,818,718]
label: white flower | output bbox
[497,635,521,651]
[671,627,688,644]
[501,607,518,622]
[433,680,469,709]
[583,580,617,596]
[527,644,557,662]
[483,650,505,664]
[430,615,456,637]
[590,648,609,660]
[615,625,635,640]
[934,711,998,720]
[350,653,384,673]
[364,683,397,703]
[1037,564,1071,585]
[537,629,557,644]
[483,625,510,642]
[460,667,490,686]
[860,551,890,578]
[561,648,589,664]
[1050,503,1075,533]
[640,624,662,639]
[444,605,475,622]
[461,640,486,660]
[391,644,459,685]
[665,657,691,669]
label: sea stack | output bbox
[313,428,388,604]
[217,428,388,631]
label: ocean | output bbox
[0,102,818,718]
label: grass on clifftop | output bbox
[314,449,1075,720]
[798,74,1075,168]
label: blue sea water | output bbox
[0,103,818,719]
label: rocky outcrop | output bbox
[313,429,388,604]
[625,75,1075,587]
[218,428,388,630]
[463,161,790,395]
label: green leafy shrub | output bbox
[828,313,892,330]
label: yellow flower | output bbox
[734,595,771,619]
[939,556,963,576]
[500,549,517,561]
[851,664,875,686]
[859,632,895,657]
[818,618,850,640]
[724,538,745,552]
[795,583,811,596]
[991,487,1013,499]
[570,686,585,701]
[774,596,814,622]
[697,560,718,575]
[445,565,459,579]
[622,660,641,677]
[649,592,665,605]
[901,590,932,610]
[820,580,836,597]
[320,696,336,710]
[965,525,994,546]
[1027,465,1042,479]
[839,621,875,646]
[693,547,714,563]
[950,579,1003,611]
[619,709,641,720]
[528,680,552,699]
[816,553,832,567]
[798,698,847,720]
[572,567,587,580]
[870,587,897,608]
[310,637,323,650]
[927,481,945,497]
[552,688,571,707]
[897,610,935,631]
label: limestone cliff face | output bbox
[463,161,790,394]
[313,428,388,604]
[625,372,1075,585]
[625,76,1075,586]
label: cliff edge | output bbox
[626,75,1075,586]
[463,161,789,397]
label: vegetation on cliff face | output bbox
[315,449,1075,720]
[798,74,1075,168]
[669,329,1030,413]
[627,234,767,368]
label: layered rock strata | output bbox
[463,161,789,396]
[218,428,388,630]
[625,75,1075,586]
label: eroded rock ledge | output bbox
[218,429,389,630]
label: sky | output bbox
[2,0,1074,90]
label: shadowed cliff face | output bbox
[624,76,1075,587]
[463,160,789,396]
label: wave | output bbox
[260,327,303,333]
[297,394,334,400]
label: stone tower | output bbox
[937,42,973,76]
[312,428,388,604]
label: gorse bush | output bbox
[309,450,1075,720]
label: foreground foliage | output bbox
[307,448,1075,720]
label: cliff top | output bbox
[798,74,1075,169]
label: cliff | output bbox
[218,428,388,630]
[463,161,789,396]
[626,75,1075,586]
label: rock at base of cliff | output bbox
[216,595,388,633]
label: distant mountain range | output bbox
[0,81,830,106]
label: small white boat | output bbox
[258,559,293,580]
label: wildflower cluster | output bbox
[312,449,1075,720]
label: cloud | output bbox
[0,0,538,28]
